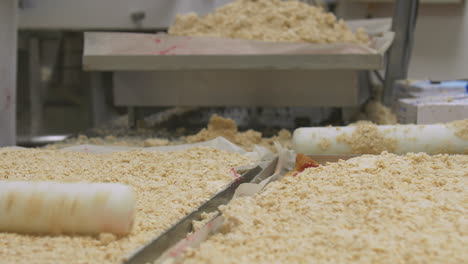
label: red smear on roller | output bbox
[154,38,161,44]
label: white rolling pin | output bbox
[293,123,468,155]
[0,182,136,235]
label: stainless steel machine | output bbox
[0,0,419,146]
[83,0,419,128]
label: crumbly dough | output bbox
[186,115,261,148]
[47,115,291,152]
[169,0,370,45]
[262,129,293,150]
[0,147,252,264]
[450,119,468,140]
[143,138,171,147]
[47,135,172,150]
[337,122,397,154]
[186,114,292,151]
[354,100,398,125]
[318,138,331,151]
[192,211,220,232]
[99,233,117,246]
[183,152,468,264]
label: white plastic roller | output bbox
[293,123,468,155]
[0,182,136,235]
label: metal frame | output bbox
[83,0,419,126]
[12,0,419,137]
[383,0,419,106]
[0,0,18,146]
[28,37,44,136]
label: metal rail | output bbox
[0,0,18,147]
[383,0,420,106]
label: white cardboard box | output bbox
[398,94,468,124]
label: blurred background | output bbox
[1,0,466,146]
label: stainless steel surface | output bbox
[89,72,119,128]
[0,0,17,147]
[17,33,91,138]
[128,107,137,129]
[113,70,366,107]
[17,135,71,146]
[83,26,390,71]
[383,0,419,106]
[28,37,43,136]
[84,54,384,71]
[124,160,278,264]
[18,0,232,30]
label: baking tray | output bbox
[83,18,394,72]
[124,158,278,264]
